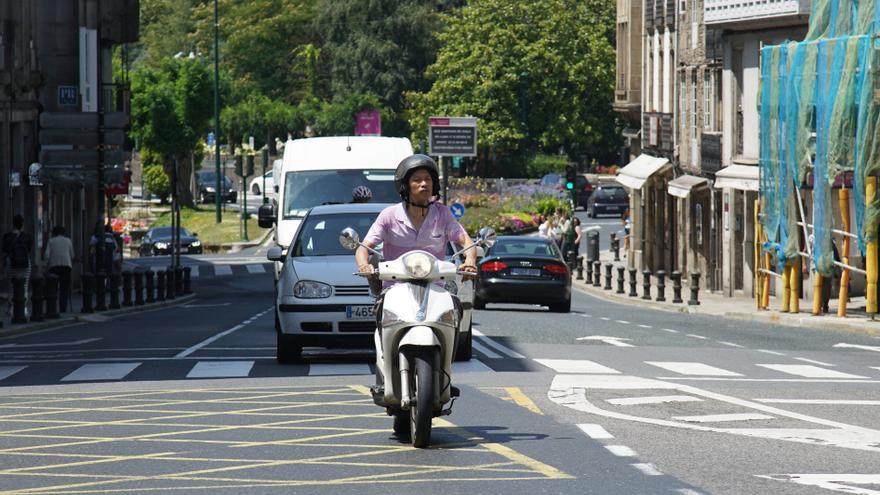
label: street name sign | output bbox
[58,86,78,106]
[428,116,477,157]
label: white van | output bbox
[260,136,414,277]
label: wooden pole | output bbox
[812,273,823,315]
[755,200,762,309]
[782,262,792,312]
[761,230,771,309]
[867,176,878,314]
[838,188,851,317]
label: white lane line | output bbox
[673,413,774,423]
[758,349,786,356]
[872,367,880,372]
[757,364,868,379]
[471,339,503,359]
[686,334,708,340]
[246,264,265,274]
[577,424,614,439]
[615,320,631,325]
[214,265,233,276]
[472,330,526,359]
[452,360,494,374]
[605,445,638,457]
[793,357,835,367]
[834,342,880,352]
[176,307,272,358]
[579,313,593,318]
[600,317,611,321]
[662,328,679,333]
[718,341,744,348]
[607,395,703,406]
[534,359,621,374]
[754,399,880,405]
[645,361,743,377]
[676,490,706,495]
[758,474,880,494]
[0,338,101,349]
[62,362,140,382]
[0,366,26,381]
[187,360,254,378]
[307,363,372,376]
[657,377,880,383]
[632,463,664,476]
[637,324,652,329]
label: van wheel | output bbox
[252,183,261,195]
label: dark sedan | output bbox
[197,171,237,204]
[139,227,203,256]
[474,236,571,312]
[587,185,628,218]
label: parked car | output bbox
[249,169,275,198]
[587,185,629,218]
[474,236,571,312]
[196,170,237,204]
[139,226,202,256]
[576,174,594,209]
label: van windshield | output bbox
[282,169,397,219]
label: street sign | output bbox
[39,149,130,167]
[356,110,382,136]
[208,132,215,146]
[450,202,465,219]
[58,86,78,106]
[428,116,477,157]
[38,165,98,184]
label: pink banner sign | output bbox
[356,110,381,136]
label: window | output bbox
[691,71,699,167]
[292,213,378,257]
[282,169,396,219]
[704,70,716,131]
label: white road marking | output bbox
[452,360,494,374]
[657,377,880,383]
[577,423,614,439]
[535,359,621,374]
[578,313,593,318]
[0,338,101,349]
[576,335,634,347]
[758,349,786,356]
[600,317,611,321]
[754,399,880,405]
[834,342,880,353]
[645,361,743,377]
[0,366,26,381]
[182,302,232,308]
[718,341,744,348]
[471,339,503,359]
[676,490,706,495]
[187,360,254,378]
[550,374,678,390]
[873,367,880,372]
[607,395,703,406]
[758,473,880,494]
[662,328,679,333]
[246,264,265,274]
[62,362,140,381]
[472,330,526,358]
[615,320,631,325]
[637,324,652,329]
[307,363,372,376]
[176,307,272,358]
[757,364,868,379]
[214,265,233,276]
[686,334,708,340]
[631,463,664,476]
[673,413,775,423]
[605,445,638,457]
[793,357,836,367]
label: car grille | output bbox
[301,322,332,332]
[338,321,375,333]
[334,285,370,296]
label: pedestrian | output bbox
[572,217,583,255]
[622,208,631,252]
[45,226,75,313]
[89,224,117,277]
[2,214,33,318]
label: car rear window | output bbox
[596,187,628,200]
[489,240,558,257]
[292,213,379,257]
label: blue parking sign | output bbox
[207,133,215,146]
[58,86,78,106]
[450,202,465,219]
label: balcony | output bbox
[704,0,810,27]
[643,112,674,154]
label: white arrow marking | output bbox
[577,336,635,347]
[758,474,880,494]
[834,343,880,353]
[0,338,101,349]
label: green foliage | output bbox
[136,0,198,68]
[295,93,387,137]
[143,165,171,202]
[526,154,568,178]
[534,196,571,216]
[221,93,296,150]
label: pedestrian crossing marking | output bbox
[452,360,494,373]
[186,360,254,378]
[578,424,614,439]
[607,395,703,406]
[0,366,26,381]
[246,264,265,274]
[632,463,664,476]
[214,265,233,276]
[472,330,526,358]
[307,363,372,376]
[645,361,743,377]
[471,339,503,359]
[756,364,868,379]
[61,362,140,381]
[605,445,638,457]
[535,359,621,374]
[672,413,774,423]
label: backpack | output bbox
[8,232,30,269]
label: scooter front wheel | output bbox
[409,349,436,448]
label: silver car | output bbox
[268,203,474,363]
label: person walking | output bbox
[45,226,75,313]
[2,214,33,318]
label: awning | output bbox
[615,154,671,190]
[713,164,760,191]
[667,174,709,198]
[621,127,641,139]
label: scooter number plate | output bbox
[346,305,374,319]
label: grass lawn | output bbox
[153,206,268,245]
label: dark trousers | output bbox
[49,266,72,313]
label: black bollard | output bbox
[656,270,666,302]
[183,266,192,294]
[604,263,613,290]
[671,271,683,303]
[689,271,702,306]
[575,256,584,280]
[122,270,133,307]
[157,270,166,302]
[134,270,145,306]
[95,272,107,311]
[145,270,155,303]
[628,268,638,297]
[175,267,184,296]
[642,269,652,300]
[30,277,45,322]
[45,274,60,319]
[81,273,95,314]
[611,233,620,261]
[586,260,593,283]
[109,272,121,310]
[593,261,601,287]
[616,266,626,294]
[11,278,27,323]
[165,268,175,300]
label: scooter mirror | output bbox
[478,227,497,248]
[339,228,360,250]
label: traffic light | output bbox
[245,154,255,177]
[234,155,243,176]
[565,164,576,190]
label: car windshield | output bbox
[489,239,559,257]
[541,174,561,187]
[283,169,397,219]
[151,227,190,238]
[198,172,232,188]
[292,212,379,257]
[596,187,628,201]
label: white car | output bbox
[249,170,274,198]
[267,202,474,363]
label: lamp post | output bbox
[213,0,222,224]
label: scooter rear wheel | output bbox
[409,349,435,448]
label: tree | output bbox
[135,0,199,68]
[406,0,620,175]
[143,165,171,203]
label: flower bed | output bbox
[450,181,571,236]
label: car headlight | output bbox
[293,280,332,298]
[191,241,201,247]
[382,309,403,327]
[206,187,216,192]
[402,252,434,279]
[155,242,168,249]
[439,309,457,326]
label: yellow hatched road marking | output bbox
[503,387,544,415]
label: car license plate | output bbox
[346,305,374,319]
[510,268,542,277]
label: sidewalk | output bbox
[573,250,880,337]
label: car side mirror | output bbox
[267,246,283,261]
[478,227,497,248]
[339,228,360,251]
[192,232,198,237]
[258,203,275,228]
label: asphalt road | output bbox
[1,256,878,494]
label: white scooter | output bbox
[339,227,496,448]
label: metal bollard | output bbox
[642,270,652,300]
[11,278,27,323]
[593,261,601,287]
[45,274,60,319]
[616,266,626,294]
[183,266,192,294]
[165,268,175,300]
[145,270,155,303]
[81,273,95,314]
[95,272,107,311]
[30,277,45,322]
[156,270,166,302]
[611,233,620,261]
[671,271,684,303]
[586,260,593,283]
[134,270,145,306]
[655,270,666,302]
[575,256,584,280]
[628,268,638,297]
[109,273,121,310]
[689,272,702,306]
[175,267,184,296]
[604,263,613,290]
[122,271,133,307]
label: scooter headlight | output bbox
[439,309,457,326]
[402,252,434,279]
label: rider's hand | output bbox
[460,262,477,281]
[358,263,377,278]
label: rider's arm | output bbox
[355,242,375,274]
[458,233,477,268]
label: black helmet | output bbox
[395,154,440,200]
